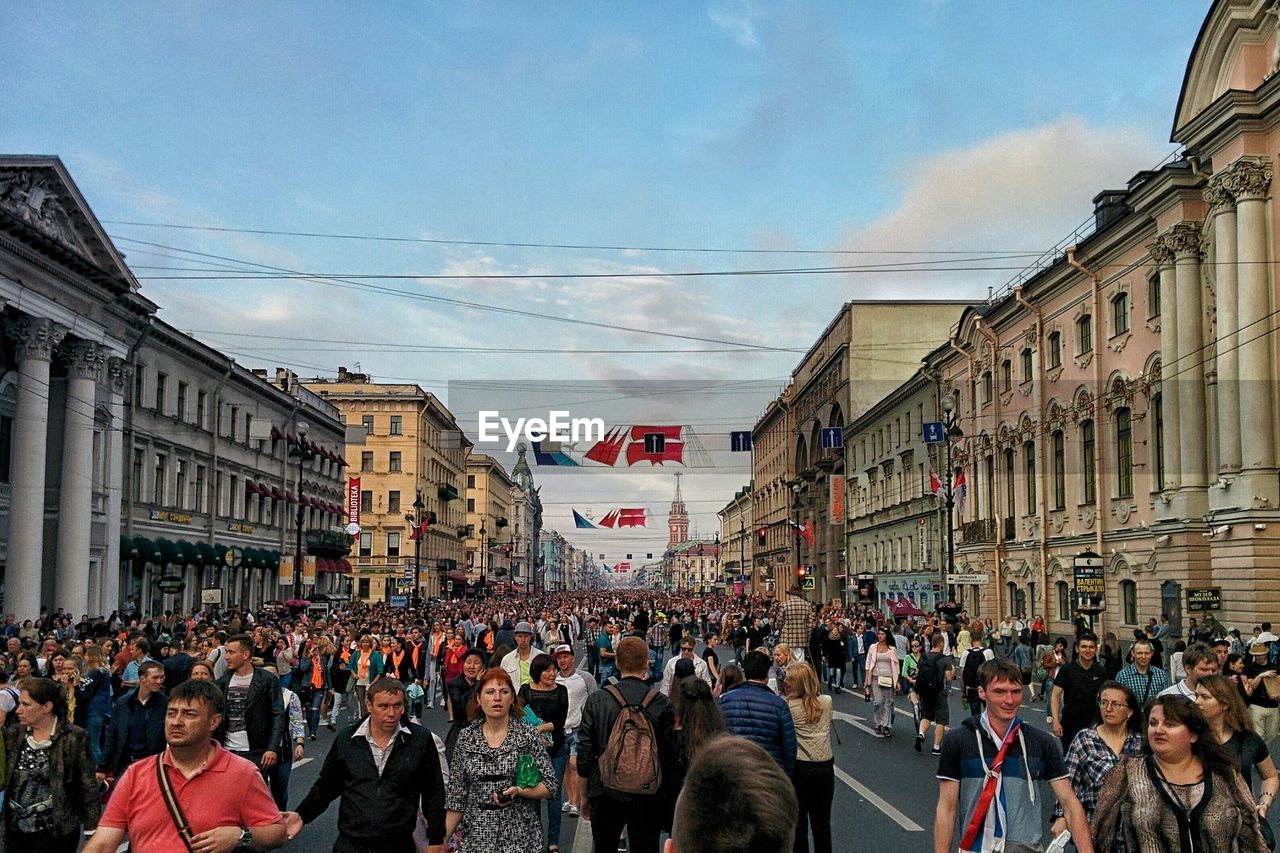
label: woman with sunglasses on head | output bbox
[1050,680,1141,837]
[1092,695,1268,852]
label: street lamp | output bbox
[479,521,487,592]
[289,421,315,591]
[409,489,425,604]
[790,481,807,598]
[939,395,965,594]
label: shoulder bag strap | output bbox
[155,753,197,853]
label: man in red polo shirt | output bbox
[84,679,287,852]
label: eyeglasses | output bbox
[1098,700,1128,710]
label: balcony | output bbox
[305,529,354,558]
[438,483,459,502]
[959,518,997,544]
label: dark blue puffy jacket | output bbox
[718,681,797,775]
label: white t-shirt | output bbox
[223,672,254,753]
[557,669,597,730]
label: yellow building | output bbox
[465,454,514,592]
[302,368,471,604]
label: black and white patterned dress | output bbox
[445,718,557,853]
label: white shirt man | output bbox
[660,642,713,696]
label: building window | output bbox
[1001,359,1012,392]
[1024,441,1036,514]
[153,454,167,505]
[1153,393,1165,491]
[1116,407,1133,497]
[196,391,206,430]
[390,415,402,435]
[984,455,995,520]
[359,532,372,557]
[387,532,401,558]
[176,460,187,510]
[1081,419,1097,504]
[1052,430,1066,510]
[360,490,372,513]
[229,475,238,518]
[132,449,144,502]
[1077,315,1093,354]
[982,371,993,403]
[195,465,206,513]
[134,367,145,409]
[1057,581,1070,621]
[361,452,373,472]
[229,406,238,441]
[1148,274,1161,318]
[468,474,476,488]
[155,373,167,414]
[389,451,402,472]
[1121,579,1137,625]
[1113,292,1129,335]
[244,413,252,446]
[361,415,374,435]
[388,490,400,513]
[1047,332,1062,368]
[176,382,188,422]
[467,498,476,512]
[358,578,370,598]
[1021,348,1033,383]
[1004,448,1016,521]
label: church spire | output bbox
[668,472,688,549]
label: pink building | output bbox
[925,0,1280,638]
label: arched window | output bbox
[1001,359,1012,392]
[1116,408,1133,497]
[1153,393,1165,491]
[1120,579,1137,625]
[1007,581,1018,615]
[983,371,994,403]
[1077,315,1093,354]
[1113,292,1129,335]
[1024,441,1037,514]
[1056,581,1070,621]
[1048,332,1062,368]
[1021,348,1033,383]
[1081,419,1097,503]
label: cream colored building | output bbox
[303,369,470,604]
[751,392,793,598]
[465,453,513,591]
[717,487,753,595]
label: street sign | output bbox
[923,422,945,444]
[1187,587,1223,612]
[390,595,408,608]
[730,431,753,452]
[201,588,223,605]
[947,573,989,585]
[802,577,816,590]
[643,433,666,454]
[345,522,361,536]
[155,575,185,594]
[820,427,844,449]
[395,578,414,591]
[223,547,243,568]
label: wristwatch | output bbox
[239,826,253,848]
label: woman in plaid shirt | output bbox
[1051,680,1142,833]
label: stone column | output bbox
[1168,222,1209,512]
[1151,240,1181,495]
[1222,157,1278,506]
[101,358,130,617]
[54,340,104,618]
[1205,176,1241,475]
[4,316,67,619]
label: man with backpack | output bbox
[576,636,675,853]
[959,636,997,717]
[914,633,954,757]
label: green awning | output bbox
[196,542,218,565]
[178,540,201,566]
[155,537,183,565]
[119,535,138,561]
[132,536,161,564]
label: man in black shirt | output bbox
[1050,632,1107,751]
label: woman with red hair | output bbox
[444,667,556,852]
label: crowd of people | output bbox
[2,586,1279,852]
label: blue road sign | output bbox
[923,421,945,444]
[820,427,844,449]
[730,431,753,452]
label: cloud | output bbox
[708,0,761,48]
[834,116,1175,300]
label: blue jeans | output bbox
[547,742,569,847]
[267,757,292,811]
[426,659,441,706]
[87,714,109,767]
[306,689,325,737]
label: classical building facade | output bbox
[750,391,793,598]
[917,0,1280,634]
[844,370,948,613]
[790,301,969,602]
[465,453,513,591]
[303,369,470,603]
[717,486,753,595]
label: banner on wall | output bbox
[829,476,845,525]
[348,478,361,526]
[301,555,317,586]
[278,556,294,586]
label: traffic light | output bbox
[757,527,767,547]
[796,566,806,579]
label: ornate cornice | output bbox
[1162,221,1204,260]
[1217,156,1273,202]
[1148,240,1175,267]
[61,339,105,382]
[1203,174,1234,209]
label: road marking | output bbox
[833,710,878,737]
[573,817,593,853]
[834,764,925,832]
[293,757,314,769]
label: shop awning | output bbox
[271,486,285,499]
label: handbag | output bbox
[515,753,542,788]
[877,675,894,689]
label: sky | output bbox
[4,1,1212,566]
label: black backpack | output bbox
[963,648,995,693]
[915,652,943,694]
